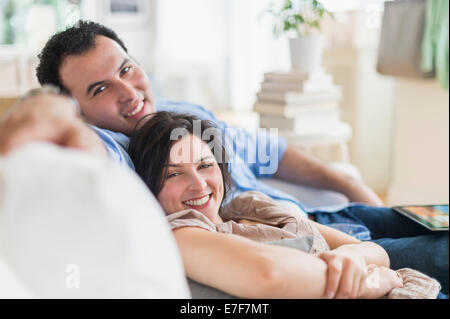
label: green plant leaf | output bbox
[283,0,292,10]
[283,20,292,32]
[311,20,320,29]
[263,0,331,37]
[294,14,305,24]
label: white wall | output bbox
[227,0,290,111]
[320,8,398,195]
[80,0,157,76]
[323,46,396,195]
[152,0,230,108]
[387,79,449,205]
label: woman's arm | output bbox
[173,227,401,299]
[173,226,329,299]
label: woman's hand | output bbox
[358,265,403,299]
[319,246,368,299]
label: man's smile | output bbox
[125,99,145,118]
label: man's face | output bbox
[59,35,155,135]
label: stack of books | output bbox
[254,68,344,136]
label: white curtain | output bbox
[153,0,290,111]
[150,0,387,111]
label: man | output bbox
[16,21,383,206]
[0,21,447,295]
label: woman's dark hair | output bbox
[36,20,128,94]
[128,112,233,206]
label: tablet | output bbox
[392,205,449,231]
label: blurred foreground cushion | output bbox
[0,143,190,298]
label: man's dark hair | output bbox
[36,20,128,93]
[128,112,233,206]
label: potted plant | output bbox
[266,0,333,72]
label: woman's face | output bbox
[157,134,224,224]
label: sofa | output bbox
[0,143,349,298]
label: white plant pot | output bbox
[289,35,325,72]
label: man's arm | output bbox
[0,90,106,156]
[274,145,384,206]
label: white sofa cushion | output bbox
[0,143,190,299]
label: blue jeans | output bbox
[312,205,449,294]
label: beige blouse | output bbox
[167,191,441,299]
[168,192,441,299]
[167,191,330,254]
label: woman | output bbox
[129,112,438,299]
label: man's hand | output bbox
[319,246,368,299]
[0,93,106,156]
[345,178,385,207]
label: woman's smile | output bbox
[183,193,212,209]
